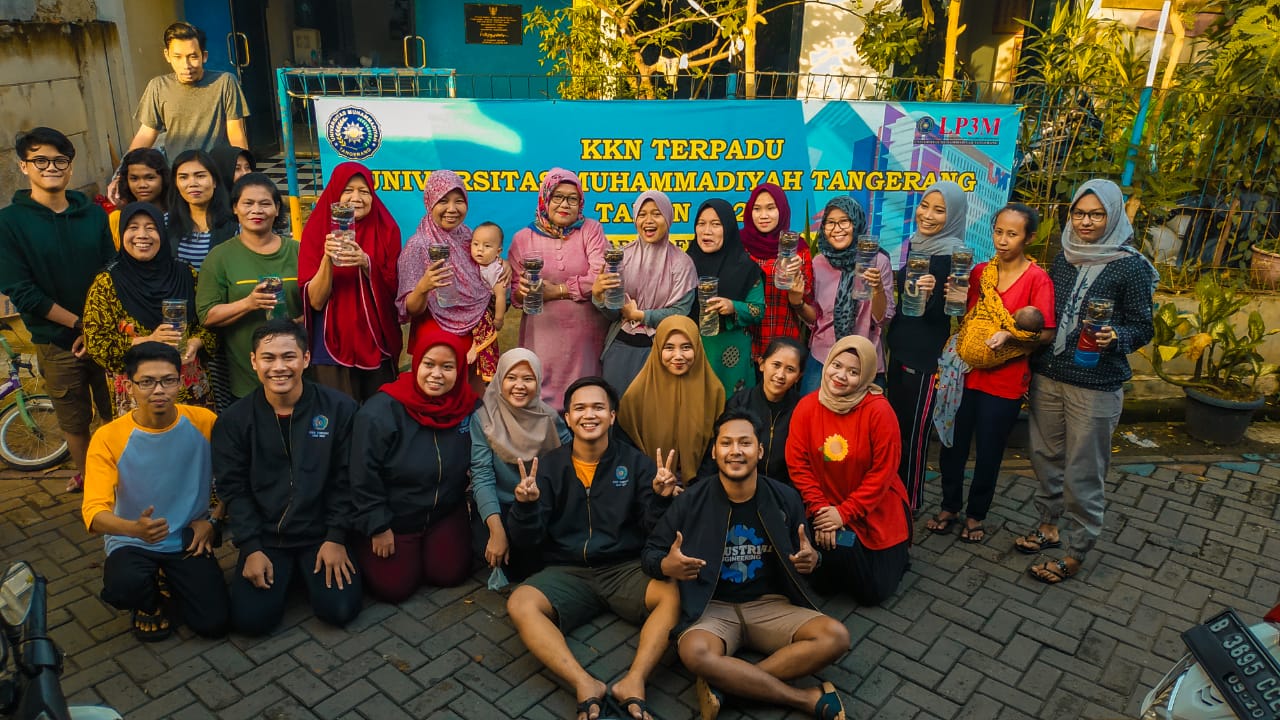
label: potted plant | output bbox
[1144,276,1278,444]
[1250,235,1280,291]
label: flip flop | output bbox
[575,696,606,720]
[696,676,722,720]
[1028,558,1078,585]
[926,513,957,534]
[65,473,84,493]
[960,522,986,544]
[131,606,172,642]
[614,696,656,720]
[813,681,846,720]
[1014,528,1060,554]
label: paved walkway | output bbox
[2,451,1278,719]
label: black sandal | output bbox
[131,606,172,642]
[1014,528,1060,554]
[926,513,957,534]
[813,682,846,720]
[614,696,656,720]
[960,522,986,544]
[1028,558,1078,584]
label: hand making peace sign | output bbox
[652,448,683,497]
[514,457,540,503]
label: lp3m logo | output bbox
[938,116,1003,137]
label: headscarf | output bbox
[110,202,195,331]
[815,196,870,338]
[1052,179,1156,354]
[397,170,489,335]
[529,168,586,240]
[618,191,697,337]
[209,145,254,192]
[818,334,881,415]
[379,326,478,429]
[686,199,763,306]
[618,316,726,482]
[477,349,564,464]
[907,181,969,256]
[299,162,403,368]
[739,183,792,260]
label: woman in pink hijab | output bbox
[396,170,495,362]
[591,190,697,396]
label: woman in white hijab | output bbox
[1018,179,1156,584]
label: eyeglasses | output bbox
[25,156,71,171]
[823,219,853,230]
[131,376,181,390]
[1070,209,1107,223]
[549,193,580,207]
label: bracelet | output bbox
[788,300,805,310]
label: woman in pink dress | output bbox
[509,168,608,410]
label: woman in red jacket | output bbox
[785,334,910,605]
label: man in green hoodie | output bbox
[0,127,116,492]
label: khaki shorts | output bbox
[679,595,826,656]
[522,561,653,632]
[35,343,110,434]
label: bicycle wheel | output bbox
[0,395,70,470]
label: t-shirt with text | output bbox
[713,496,782,604]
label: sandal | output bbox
[925,512,958,534]
[65,473,84,493]
[1014,528,1060,554]
[696,677,723,720]
[131,606,172,642]
[575,696,606,720]
[960,522,986,544]
[1028,558,1078,585]
[813,681,846,720]
[614,696,655,720]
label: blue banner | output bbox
[314,98,1020,264]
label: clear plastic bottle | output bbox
[944,275,969,316]
[697,276,720,337]
[603,246,625,310]
[774,232,800,290]
[851,236,880,300]
[522,253,545,316]
[900,252,930,317]
[427,244,458,307]
[1074,299,1115,367]
[261,276,289,320]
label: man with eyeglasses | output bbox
[0,127,116,493]
[82,342,229,641]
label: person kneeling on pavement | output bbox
[82,342,229,641]
[643,408,850,720]
[213,319,363,635]
[506,377,682,720]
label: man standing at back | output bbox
[128,22,249,156]
[0,127,115,493]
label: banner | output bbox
[314,98,1020,264]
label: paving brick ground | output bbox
[2,451,1278,719]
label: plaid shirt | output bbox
[749,246,816,360]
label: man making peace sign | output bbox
[641,408,851,720]
[506,376,682,720]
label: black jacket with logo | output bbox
[212,382,358,554]
[641,474,819,635]
[509,440,669,567]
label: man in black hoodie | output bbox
[212,319,362,636]
[642,409,850,720]
[507,377,681,720]
[0,127,115,493]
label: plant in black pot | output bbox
[1143,276,1278,444]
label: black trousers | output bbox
[812,536,911,607]
[887,360,935,512]
[101,546,229,638]
[229,544,364,636]
[938,388,1023,521]
[468,501,544,583]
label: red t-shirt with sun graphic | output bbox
[785,392,910,550]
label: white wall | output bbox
[796,0,884,98]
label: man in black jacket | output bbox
[642,409,850,720]
[507,377,681,720]
[213,319,362,635]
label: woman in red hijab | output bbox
[348,328,480,602]
[741,183,815,362]
[299,162,403,402]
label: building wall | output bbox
[0,20,131,202]
[796,0,881,98]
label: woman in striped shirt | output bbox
[167,149,236,272]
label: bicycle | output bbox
[0,319,69,470]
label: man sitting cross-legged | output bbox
[642,408,851,720]
[82,341,229,642]
[506,376,682,720]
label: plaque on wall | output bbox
[465,4,523,46]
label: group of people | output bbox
[0,20,1160,718]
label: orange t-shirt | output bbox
[572,456,598,489]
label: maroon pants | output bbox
[357,505,472,603]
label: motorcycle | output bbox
[1139,603,1280,719]
[0,561,122,720]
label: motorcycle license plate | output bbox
[1181,609,1280,720]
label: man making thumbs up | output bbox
[641,408,851,720]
